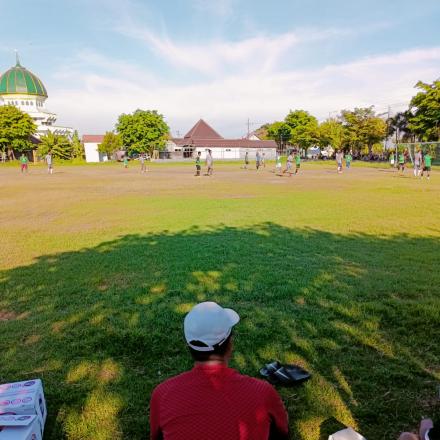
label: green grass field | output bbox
[1,162,439,440]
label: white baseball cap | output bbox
[184,302,240,352]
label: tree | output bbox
[341,107,387,155]
[116,109,169,155]
[98,132,122,158]
[318,119,346,149]
[71,130,85,159]
[408,80,440,141]
[284,110,318,148]
[387,111,414,143]
[38,132,73,160]
[0,105,36,158]
[253,123,270,140]
[266,122,292,149]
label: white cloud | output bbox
[116,24,300,76]
[112,6,358,78]
[49,46,440,137]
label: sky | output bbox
[0,0,439,137]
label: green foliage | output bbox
[38,132,73,160]
[408,80,440,141]
[341,107,387,154]
[318,119,346,149]
[387,111,414,142]
[284,110,318,148]
[254,123,270,140]
[71,131,85,159]
[0,105,36,153]
[98,132,123,158]
[266,121,292,148]
[116,109,169,155]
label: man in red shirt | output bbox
[149,301,289,440]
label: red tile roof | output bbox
[82,135,105,143]
[184,119,224,140]
[177,120,276,149]
[173,138,277,149]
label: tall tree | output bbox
[387,111,414,143]
[318,119,346,150]
[341,107,387,154]
[408,80,440,141]
[0,105,36,158]
[98,132,122,158]
[116,109,169,155]
[38,132,73,160]
[284,110,318,148]
[253,123,270,140]
[266,122,292,149]
[71,130,85,159]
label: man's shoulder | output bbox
[153,370,193,393]
[231,371,276,393]
[152,369,275,397]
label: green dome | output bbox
[0,61,47,97]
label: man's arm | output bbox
[266,385,289,440]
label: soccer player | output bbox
[336,150,343,174]
[414,147,422,177]
[19,153,28,173]
[421,150,432,180]
[283,152,293,176]
[45,151,53,174]
[295,152,301,174]
[398,150,405,174]
[149,302,289,440]
[275,153,282,175]
[244,151,249,169]
[195,151,201,176]
[140,153,147,173]
[345,150,352,169]
[206,149,213,176]
[123,156,128,169]
[256,151,261,170]
[261,152,266,168]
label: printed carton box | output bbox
[0,380,46,436]
[0,415,42,440]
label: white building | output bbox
[167,119,278,160]
[0,56,73,138]
[82,135,108,162]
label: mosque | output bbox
[0,55,73,138]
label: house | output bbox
[82,135,108,162]
[166,119,277,160]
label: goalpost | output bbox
[394,142,440,166]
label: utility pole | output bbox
[247,118,250,138]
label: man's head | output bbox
[184,302,239,363]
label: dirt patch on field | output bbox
[0,309,29,321]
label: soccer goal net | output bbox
[394,142,440,166]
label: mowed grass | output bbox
[0,162,439,440]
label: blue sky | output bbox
[0,0,439,136]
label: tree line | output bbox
[0,78,438,160]
[0,105,84,160]
[260,79,440,155]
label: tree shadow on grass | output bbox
[1,223,439,440]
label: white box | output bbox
[0,415,42,440]
[329,428,367,440]
[0,380,46,436]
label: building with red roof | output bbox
[82,119,278,162]
[166,119,277,160]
